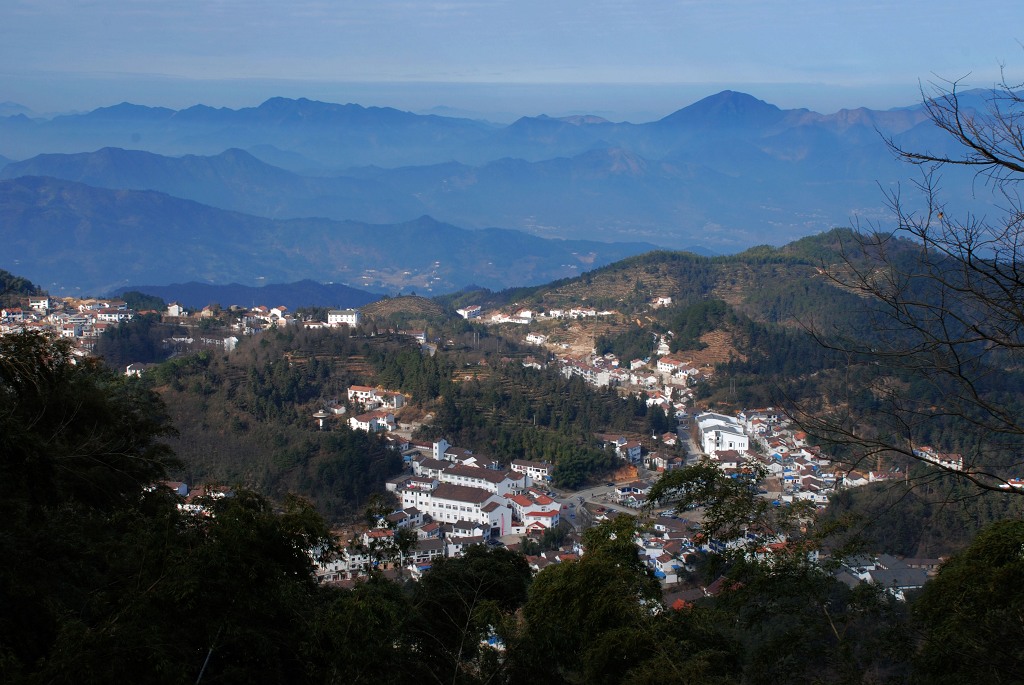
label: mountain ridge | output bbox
[112,278,380,311]
[0,175,657,296]
[0,90,994,252]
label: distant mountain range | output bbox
[113,279,380,311]
[1,147,426,225]
[0,176,656,296]
[0,90,995,253]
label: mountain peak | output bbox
[658,90,784,128]
[81,102,175,121]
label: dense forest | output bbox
[822,475,1024,558]
[0,267,43,307]
[143,326,406,521]
[417,363,636,488]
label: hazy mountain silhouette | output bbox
[1,147,426,223]
[0,176,656,295]
[112,279,379,310]
[0,90,994,252]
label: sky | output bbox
[2,0,1023,122]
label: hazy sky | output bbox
[2,0,1022,121]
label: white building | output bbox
[657,355,689,374]
[511,459,553,483]
[28,297,51,313]
[328,309,361,327]
[697,412,749,457]
[349,410,395,433]
[505,492,561,533]
[398,482,511,536]
[437,464,527,497]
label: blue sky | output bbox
[2,0,1022,121]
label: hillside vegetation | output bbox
[149,327,404,520]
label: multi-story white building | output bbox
[697,412,749,457]
[328,309,361,326]
[439,464,526,497]
[28,297,51,313]
[511,459,552,483]
[398,482,511,537]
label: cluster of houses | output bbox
[590,425,943,598]
[316,437,563,581]
[192,305,362,335]
[482,306,614,325]
[390,439,558,537]
[1,296,136,353]
[0,294,368,360]
[689,409,843,506]
[345,384,406,433]
[514,510,699,583]
[316,360,958,596]
[557,352,708,399]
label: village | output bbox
[0,295,366,360]
[2,292,948,601]
[330,393,940,600]
[306,361,942,603]
[323,296,949,600]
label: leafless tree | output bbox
[791,75,1024,494]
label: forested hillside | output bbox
[83,223,1023,535]
[149,316,662,512]
[0,268,43,307]
[149,327,404,520]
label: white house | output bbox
[511,459,553,483]
[349,410,395,433]
[618,440,643,463]
[505,492,561,533]
[96,308,134,323]
[657,355,689,374]
[28,297,51,313]
[348,385,406,410]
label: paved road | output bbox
[552,469,707,532]
[552,482,647,530]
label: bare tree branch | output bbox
[791,77,1024,496]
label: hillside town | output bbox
[2,290,949,603]
[319,376,935,600]
[0,295,364,359]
